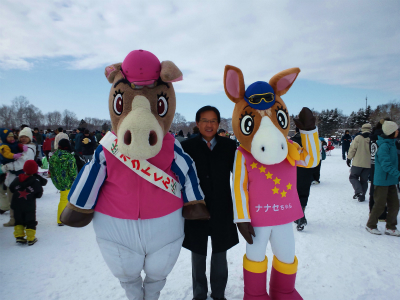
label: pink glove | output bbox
[13,153,23,159]
[22,145,28,152]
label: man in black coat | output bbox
[341,130,352,160]
[181,106,238,300]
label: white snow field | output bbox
[1,148,400,300]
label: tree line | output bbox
[311,101,399,137]
[1,96,397,137]
[0,96,111,131]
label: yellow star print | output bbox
[281,190,287,198]
[273,177,281,185]
[259,166,266,173]
[265,172,273,179]
[272,186,279,194]
[251,162,258,169]
[286,183,292,190]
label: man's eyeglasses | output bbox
[200,119,218,125]
[247,92,274,105]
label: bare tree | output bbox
[219,118,233,132]
[62,109,79,130]
[25,104,43,127]
[0,105,15,128]
[171,113,187,133]
[45,111,62,128]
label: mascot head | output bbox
[224,65,300,165]
[105,50,182,160]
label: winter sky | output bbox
[0,0,399,122]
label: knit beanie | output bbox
[58,139,71,151]
[382,121,398,136]
[361,123,372,133]
[19,127,33,142]
[23,160,38,175]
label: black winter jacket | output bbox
[10,174,47,211]
[181,134,239,255]
[341,134,352,149]
[81,135,95,155]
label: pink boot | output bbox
[269,256,303,300]
[243,255,271,300]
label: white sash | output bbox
[100,132,182,198]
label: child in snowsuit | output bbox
[9,160,47,245]
[366,121,400,236]
[0,128,27,174]
[49,139,77,225]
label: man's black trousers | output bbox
[191,251,228,300]
[297,167,314,208]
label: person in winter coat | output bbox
[181,106,238,300]
[74,128,84,154]
[49,139,78,225]
[33,128,43,157]
[0,128,26,167]
[1,127,37,227]
[42,135,55,162]
[366,121,400,236]
[54,127,69,151]
[312,137,327,184]
[347,123,371,202]
[369,119,388,221]
[58,139,86,173]
[10,160,47,245]
[291,127,318,230]
[95,130,103,144]
[0,171,6,214]
[341,130,352,160]
[175,129,185,143]
[81,129,95,162]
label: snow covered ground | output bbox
[1,148,400,300]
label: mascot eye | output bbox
[157,92,169,117]
[113,93,123,115]
[240,113,255,136]
[276,108,288,129]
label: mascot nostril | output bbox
[281,143,284,150]
[261,146,265,152]
[124,130,132,145]
[149,130,157,146]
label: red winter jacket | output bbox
[43,138,55,151]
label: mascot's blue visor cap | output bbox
[244,81,276,110]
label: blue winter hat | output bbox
[0,128,13,143]
[244,81,276,110]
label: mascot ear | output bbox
[224,65,245,103]
[160,61,183,82]
[269,68,301,96]
[105,63,122,84]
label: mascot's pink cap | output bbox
[121,50,161,85]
